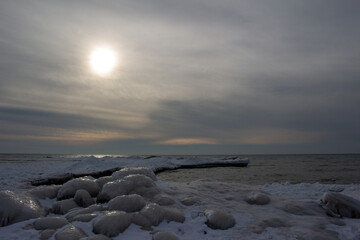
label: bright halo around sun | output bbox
[90,47,117,75]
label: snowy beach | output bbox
[0,155,360,239]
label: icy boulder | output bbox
[153,194,175,206]
[69,213,97,222]
[33,217,68,230]
[57,177,100,200]
[55,225,87,240]
[321,192,360,218]
[96,176,113,189]
[74,189,94,207]
[245,192,271,205]
[93,211,132,237]
[112,167,157,181]
[66,205,105,221]
[0,190,44,226]
[108,194,146,212]
[131,212,152,228]
[40,229,56,240]
[152,231,179,240]
[87,234,112,240]
[27,185,61,199]
[162,207,185,223]
[204,209,236,230]
[52,199,79,214]
[96,180,133,203]
[140,203,164,226]
[97,174,159,202]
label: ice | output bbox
[321,192,360,218]
[33,217,68,230]
[108,194,146,212]
[0,190,44,226]
[74,189,94,207]
[0,156,359,239]
[204,209,236,230]
[52,199,79,215]
[152,231,179,240]
[57,177,100,200]
[93,211,132,237]
[54,225,87,240]
[112,167,157,181]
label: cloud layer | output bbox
[0,0,359,154]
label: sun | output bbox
[90,47,117,75]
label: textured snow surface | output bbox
[0,156,359,239]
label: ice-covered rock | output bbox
[57,177,100,200]
[86,234,112,240]
[321,192,360,218]
[162,207,185,223]
[0,190,44,226]
[33,217,68,230]
[204,209,236,230]
[97,174,159,202]
[27,185,61,199]
[140,203,164,226]
[245,192,271,205]
[153,194,175,206]
[112,167,157,181]
[66,205,105,220]
[131,212,152,228]
[181,197,198,206]
[152,231,179,240]
[55,225,87,240]
[40,229,56,240]
[52,199,79,214]
[69,213,97,222]
[251,218,288,234]
[108,194,146,212]
[96,180,132,203]
[96,176,113,190]
[280,200,325,216]
[93,211,132,237]
[74,189,94,207]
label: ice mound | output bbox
[279,200,325,216]
[0,190,44,226]
[108,194,146,212]
[97,174,159,202]
[96,176,113,189]
[245,192,271,205]
[93,211,132,237]
[112,167,157,181]
[152,231,179,240]
[40,229,56,240]
[180,197,198,206]
[131,212,152,228]
[69,213,97,222]
[52,199,79,214]
[87,234,112,240]
[204,209,236,230]
[33,217,68,230]
[251,217,288,234]
[321,192,360,218]
[55,225,87,240]
[153,194,175,206]
[140,203,164,226]
[57,177,100,200]
[162,206,185,223]
[96,180,132,202]
[66,205,105,221]
[27,185,61,199]
[74,189,94,207]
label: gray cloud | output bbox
[0,0,359,153]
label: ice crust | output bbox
[0,156,359,239]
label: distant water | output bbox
[157,154,360,185]
[1,153,359,185]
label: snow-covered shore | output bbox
[0,156,359,239]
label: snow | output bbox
[0,156,359,239]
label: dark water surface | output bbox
[157,154,360,185]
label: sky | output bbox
[0,0,359,154]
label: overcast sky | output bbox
[0,0,359,154]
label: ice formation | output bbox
[204,209,236,230]
[33,217,68,230]
[108,194,146,212]
[74,189,94,207]
[321,192,360,218]
[57,177,100,200]
[0,190,44,227]
[93,211,132,237]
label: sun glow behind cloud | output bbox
[90,47,117,76]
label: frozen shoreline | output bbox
[0,156,360,239]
